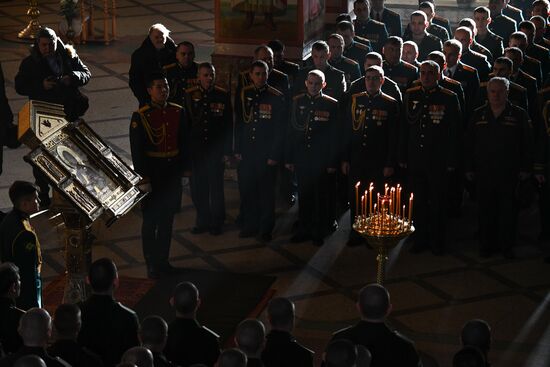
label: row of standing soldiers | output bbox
[128,0,550,276]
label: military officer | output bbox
[129,73,191,279]
[352,0,389,52]
[465,77,533,258]
[0,181,41,310]
[293,41,347,100]
[420,1,450,41]
[425,51,466,115]
[400,61,461,255]
[328,34,361,86]
[455,26,492,81]
[458,18,496,64]
[509,31,544,86]
[488,0,517,45]
[336,21,372,75]
[505,47,539,106]
[342,66,400,246]
[268,39,300,88]
[443,39,481,118]
[369,0,402,37]
[235,60,286,242]
[286,70,339,246]
[519,20,550,80]
[184,63,232,236]
[403,11,443,61]
[163,41,199,105]
[474,7,505,59]
[403,41,422,68]
[383,36,419,92]
[503,0,524,24]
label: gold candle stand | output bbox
[18,0,41,40]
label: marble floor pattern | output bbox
[1,1,550,366]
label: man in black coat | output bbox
[77,258,140,367]
[352,0,388,52]
[328,34,361,86]
[48,304,103,367]
[0,263,24,355]
[129,23,177,107]
[465,77,533,258]
[185,63,232,235]
[0,308,70,367]
[455,27,492,82]
[140,316,176,367]
[165,282,220,367]
[336,21,372,75]
[332,284,421,367]
[383,36,419,92]
[0,181,42,310]
[509,31,544,86]
[235,320,265,367]
[488,0,517,44]
[261,298,313,367]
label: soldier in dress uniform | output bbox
[403,11,443,61]
[163,41,199,106]
[443,39,481,118]
[426,51,466,117]
[237,45,290,103]
[165,282,221,367]
[422,0,453,36]
[488,0,517,45]
[455,26,492,81]
[509,31,544,86]
[458,18,495,64]
[519,20,550,80]
[268,40,300,88]
[129,73,191,279]
[403,41,422,68]
[328,34,361,86]
[184,63,232,236]
[293,41,347,100]
[503,0,525,24]
[235,60,286,242]
[369,0,402,37]
[419,2,450,41]
[400,61,461,255]
[352,0,388,52]
[336,21,372,75]
[0,181,41,310]
[261,297,314,367]
[531,16,550,49]
[342,66,400,246]
[286,70,339,246]
[475,57,529,114]
[504,47,539,106]
[532,0,550,39]
[465,77,533,258]
[383,36,419,92]
[349,52,403,103]
[475,6,505,58]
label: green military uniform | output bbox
[403,32,442,61]
[344,40,371,75]
[466,102,533,257]
[525,43,550,82]
[235,84,286,238]
[476,30,504,59]
[286,92,339,243]
[447,61,480,118]
[476,79,528,113]
[0,209,42,310]
[461,49,492,82]
[370,8,402,37]
[237,68,290,103]
[400,85,461,254]
[383,60,418,92]
[329,56,361,85]
[129,101,190,276]
[353,18,389,53]
[293,65,346,101]
[349,76,402,104]
[184,85,233,232]
[503,4,524,25]
[433,15,452,37]
[471,41,494,64]
[163,61,199,105]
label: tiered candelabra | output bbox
[352,182,414,284]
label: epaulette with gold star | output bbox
[461,64,476,73]
[445,77,461,86]
[267,86,284,96]
[322,94,338,103]
[167,102,183,109]
[138,105,152,114]
[381,93,397,102]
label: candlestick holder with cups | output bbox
[352,182,414,284]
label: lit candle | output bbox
[355,181,360,216]
[408,193,413,223]
[402,205,406,230]
[385,184,389,196]
[389,199,392,222]
[361,195,365,218]
[397,186,401,217]
[373,203,377,227]
[369,183,373,215]
[364,190,368,219]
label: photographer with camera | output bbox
[15,27,91,207]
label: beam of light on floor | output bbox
[281,210,351,298]
[386,237,407,274]
[499,290,550,366]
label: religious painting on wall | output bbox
[215,0,301,45]
[303,0,325,41]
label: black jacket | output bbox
[262,330,314,367]
[129,36,177,107]
[332,320,421,367]
[164,318,220,367]
[0,346,70,367]
[371,8,402,37]
[48,339,104,367]
[77,294,140,367]
[0,297,24,355]
[14,39,91,121]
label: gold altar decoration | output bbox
[19,100,145,303]
[352,182,414,284]
[18,0,41,40]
